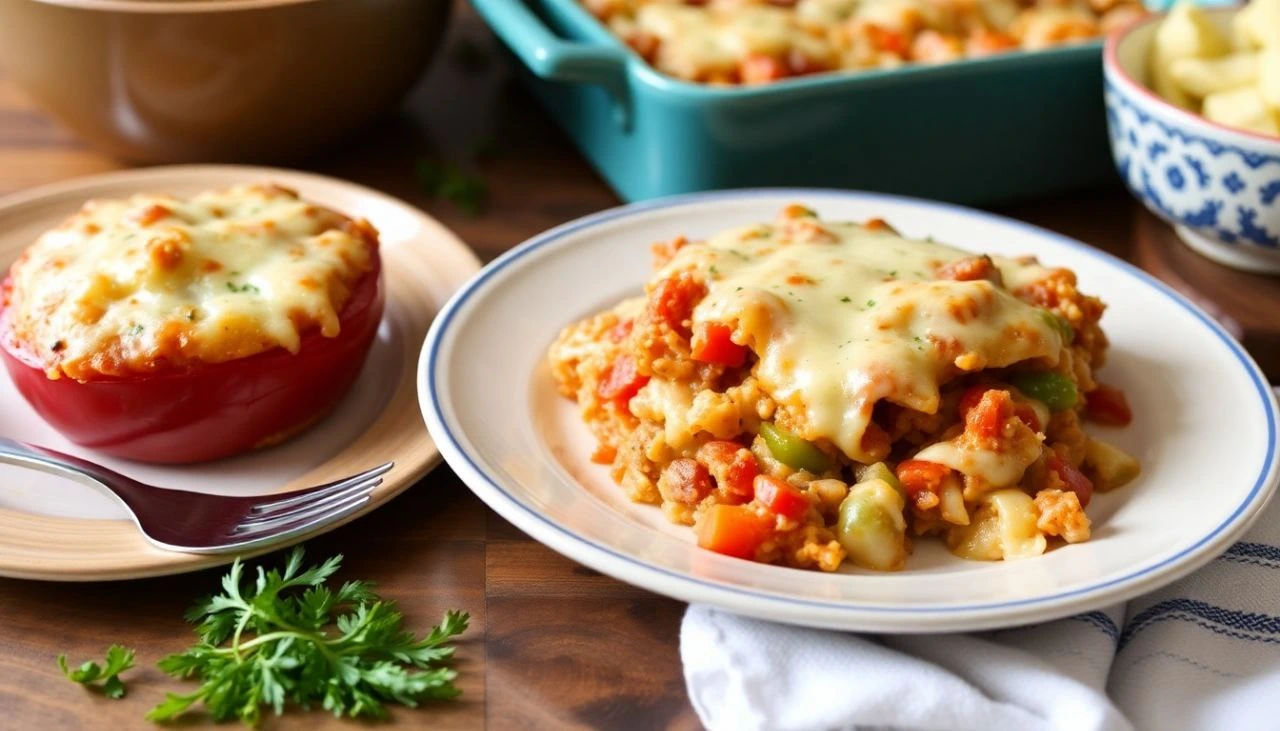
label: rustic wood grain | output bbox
[0,3,1206,729]
[1133,208,1280,380]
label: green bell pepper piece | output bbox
[759,422,831,473]
[1010,371,1078,411]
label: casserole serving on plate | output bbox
[473,0,1133,204]
[548,204,1138,572]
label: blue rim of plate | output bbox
[421,188,1279,616]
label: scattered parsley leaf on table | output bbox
[58,644,136,699]
[142,547,468,726]
[416,160,488,217]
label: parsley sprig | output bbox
[59,645,136,699]
[148,548,468,725]
[59,548,468,726]
[416,160,488,217]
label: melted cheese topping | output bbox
[1,184,377,381]
[631,5,833,79]
[596,0,1142,83]
[948,489,1047,560]
[913,420,1043,488]
[656,216,1062,463]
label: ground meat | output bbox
[1014,268,1108,367]
[659,458,714,506]
[1046,408,1087,466]
[757,522,847,572]
[611,424,663,504]
[1035,488,1091,543]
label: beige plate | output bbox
[0,165,480,581]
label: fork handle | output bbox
[0,437,143,508]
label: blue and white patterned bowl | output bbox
[1104,9,1280,274]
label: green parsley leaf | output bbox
[839,296,851,303]
[59,644,136,699]
[416,160,488,217]
[147,547,468,726]
[226,282,260,294]
[865,299,876,308]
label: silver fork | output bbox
[0,437,392,554]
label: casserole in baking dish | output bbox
[585,0,1144,85]
[473,0,1129,204]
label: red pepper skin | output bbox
[1048,452,1094,508]
[754,474,810,520]
[597,354,649,407]
[1085,384,1133,426]
[691,323,748,367]
[0,254,383,464]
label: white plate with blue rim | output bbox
[419,189,1280,633]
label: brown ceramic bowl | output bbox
[0,0,450,162]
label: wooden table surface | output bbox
[0,6,1255,730]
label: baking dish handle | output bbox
[471,0,631,123]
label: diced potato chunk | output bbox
[1234,0,1280,51]
[1258,48,1280,110]
[1155,2,1232,59]
[1151,2,1232,107]
[1203,86,1280,135]
[1169,53,1259,98]
[947,489,1046,561]
[836,479,908,571]
[1083,438,1141,491]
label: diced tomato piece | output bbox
[961,385,1040,432]
[691,323,748,367]
[607,319,634,344]
[865,24,906,56]
[958,384,990,415]
[896,459,952,501]
[647,274,703,336]
[1012,403,1042,432]
[1085,384,1133,426]
[1048,452,1094,507]
[964,389,1012,441]
[753,475,809,520]
[697,441,759,500]
[740,54,788,84]
[596,354,648,407]
[697,504,771,559]
[864,217,890,231]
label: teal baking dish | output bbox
[471,0,1119,205]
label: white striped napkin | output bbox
[681,408,1280,730]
